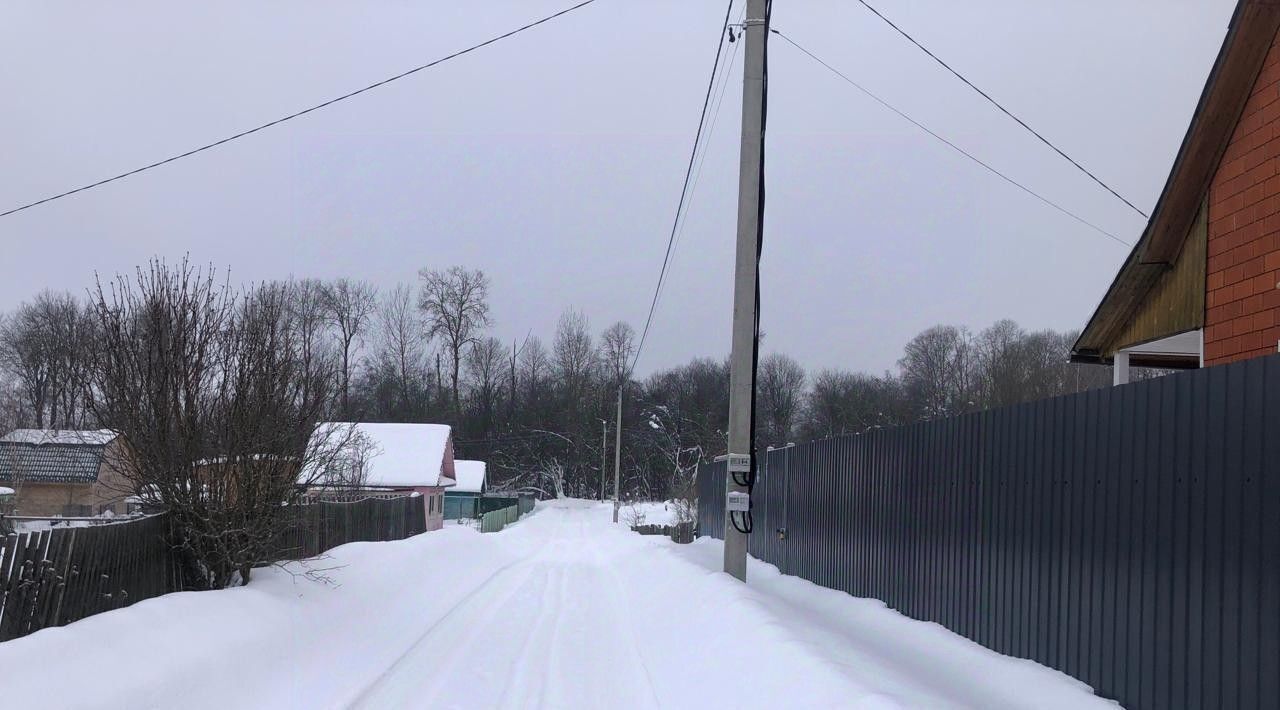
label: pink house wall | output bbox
[410,485,448,531]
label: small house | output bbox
[0,429,134,517]
[444,459,487,520]
[303,422,456,531]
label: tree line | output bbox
[0,258,1139,519]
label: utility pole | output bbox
[612,384,623,523]
[600,419,608,501]
[722,0,769,582]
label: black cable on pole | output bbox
[771,28,1133,249]
[0,0,601,219]
[853,0,1149,219]
[730,0,771,538]
[630,0,738,375]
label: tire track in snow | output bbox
[590,529,663,708]
[344,513,572,708]
[343,558,545,708]
[493,563,563,709]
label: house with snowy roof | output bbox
[444,459,486,520]
[303,422,457,531]
[0,429,135,517]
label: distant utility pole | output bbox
[722,0,769,582]
[612,384,623,523]
[600,419,608,501]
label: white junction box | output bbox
[714,452,751,473]
[726,491,751,512]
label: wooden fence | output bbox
[271,495,427,561]
[480,505,520,533]
[632,522,695,543]
[0,495,426,642]
[0,515,175,642]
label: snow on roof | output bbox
[1,429,118,446]
[306,422,453,488]
[452,460,486,493]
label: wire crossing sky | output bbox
[630,0,739,374]
[0,1,1235,376]
[852,0,1150,220]
[0,0,602,219]
[771,28,1133,249]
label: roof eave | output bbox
[1073,1,1280,357]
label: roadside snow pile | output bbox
[12,511,139,533]
[611,499,683,527]
[0,500,1115,709]
[0,526,516,709]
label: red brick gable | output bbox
[1206,26,1280,364]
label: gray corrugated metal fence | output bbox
[698,354,1280,709]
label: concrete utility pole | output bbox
[600,419,608,501]
[723,0,769,582]
[612,384,623,523]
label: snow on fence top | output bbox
[0,429,118,446]
[452,460,485,493]
[305,422,454,488]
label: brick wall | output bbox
[1206,29,1280,365]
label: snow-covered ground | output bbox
[614,499,683,527]
[10,511,137,533]
[0,500,1115,709]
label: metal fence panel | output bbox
[697,353,1280,709]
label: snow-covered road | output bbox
[0,500,1115,709]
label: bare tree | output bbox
[284,279,335,407]
[418,267,491,414]
[757,353,805,446]
[801,369,904,438]
[0,374,25,433]
[0,292,94,428]
[553,308,596,402]
[899,325,978,419]
[85,262,348,589]
[465,336,506,436]
[374,283,429,416]
[518,336,552,425]
[601,321,636,389]
[321,278,378,416]
[312,428,381,490]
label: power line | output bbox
[771,28,1133,248]
[653,3,746,317]
[852,0,1149,219]
[0,0,602,219]
[630,0,739,374]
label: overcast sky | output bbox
[0,1,1235,376]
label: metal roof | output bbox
[0,441,108,484]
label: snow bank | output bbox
[0,525,510,709]
[612,500,682,527]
